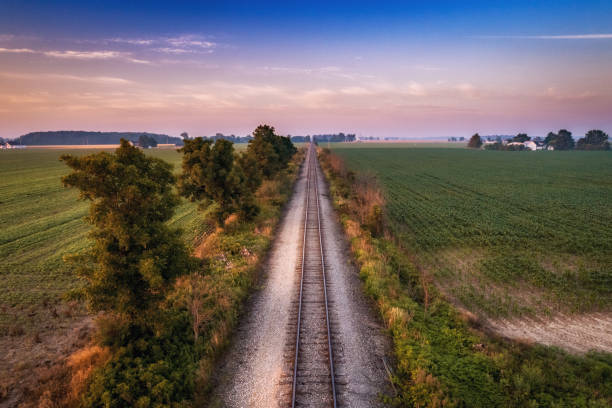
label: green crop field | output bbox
[0,148,203,334]
[330,145,612,318]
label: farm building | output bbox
[505,141,539,151]
[523,141,537,150]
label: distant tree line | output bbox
[289,135,311,143]
[312,133,356,142]
[196,132,355,144]
[468,129,610,151]
[13,131,184,146]
[201,133,254,143]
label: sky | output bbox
[1,0,611,139]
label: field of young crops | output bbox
[0,148,202,334]
[330,145,612,318]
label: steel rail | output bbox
[291,143,337,407]
[291,144,310,407]
[313,144,338,408]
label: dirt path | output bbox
[212,147,390,407]
[488,312,612,354]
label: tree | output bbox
[60,139,195,322]
[178,138,237,225]
[178,137,263,225]
[232,152,261,220]
[576,129,610,150]
[246,124,296,178]
[544,131,556,146]
[467,133,483,149]
[547,129,575,150]
[513,133,530,143]
[180,132,189,140]
[138,134,158,148]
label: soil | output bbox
[0,314,92,407]
[488,312,612,354]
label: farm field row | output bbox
[329,145,612,321]
[0,148,203,334]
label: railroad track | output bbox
[289,143,337,407]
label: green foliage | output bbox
[484,142,526,151]
[513,133,530,143]
[178,126,296,226]
[484,142,503,150]
[178,138,261,225]
[138,134,158,148]
[467,133,482,148]
[577,129,610,150]
[17,131,183,146]
[546,129,575,150]
[60,139,197,321]
[246,124,297,179]
[57,141,206,407]
[178,138,236,224]
[83,312,196,408]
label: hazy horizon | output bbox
[1,1,611,139]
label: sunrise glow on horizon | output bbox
[1,0,611,139]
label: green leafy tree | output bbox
[232,153,261,220]
[546,129,575,150]
[60,139,195,322]
[467,133,482,149]
[178,137,263,225]
[178,137,237,225]
[247,124,297,178]
[513,133,530,143]
[138,134,158,148]
[576,129,610,150]
[235,149,263,196]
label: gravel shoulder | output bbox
[211,159,308,407]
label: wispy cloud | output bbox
[0,71,134,84]
[477,33,612,40]
[43,50,150,63]
[108,38,154,45]
[107,34,216,55]
[167,35,215,49]
[0,47,150,64]
[43,50,123,59]
[0,47,36,53]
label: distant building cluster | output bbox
[1,142,26,149]
[468,130,610,151]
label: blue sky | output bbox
[1,0,611,138]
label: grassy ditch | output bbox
[317,147,612,407]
